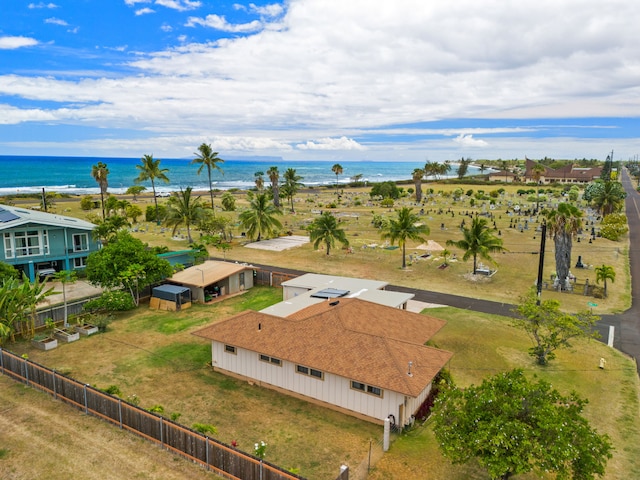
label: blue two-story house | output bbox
[0,204,99,281]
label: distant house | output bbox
[488,170,517,183]
[168,260,254,302]
[0,204,98,281]
[194,297,452,425]
[523,159,602,184]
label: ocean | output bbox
[0,155,483,196]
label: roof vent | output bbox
[258,323,262,331]
[407,361,413,377]
[329,300,340,306]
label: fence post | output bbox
[53,370,57,399]
[160,417,164,448]
[0,347,3,375]
[24,357,29,386]
[118,399,123,429]
[83,384,88,414]
[205,437,210,471]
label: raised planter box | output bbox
[54,328,80,343]
[31,337,58,351]
[75,323,99,336]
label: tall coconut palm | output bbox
[446,216,505,274]
[238,192,283,241]
[282,168,303,213]
[332,163,343,196]
[91,161,110,220]
[545,203,583,290]
[595,264,615,298]
[267,166,280,208]
[308,212,349,256]
[192,143,224,212]
[135,154,170,224]
[381,207,430,269]
[165,187,205,243]
[412,168,425,203]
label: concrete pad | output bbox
[244,235,310,252]
[406,299,446,312]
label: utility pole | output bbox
[536,222,547,305]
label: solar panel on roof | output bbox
[0,208,20,223]
[310,288,350,299]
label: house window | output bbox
[73,257,87,268]
[5,230,48,258]
[351,380,383,398]
[72,233,89,252]
[296,364,323,379]
[224,344,236,354]
[259,354,282,366]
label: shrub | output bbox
[600,213,628,241]
[84,290,135,312]
[102,385,122,397]
[192,423,218,435]
[148,404,165,414]
[380,198,395,208]
[80,195,95,211]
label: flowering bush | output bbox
[254,440,267,459]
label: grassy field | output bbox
[3,292,638,479]
[2,180,636,478]
[21,180,631,316]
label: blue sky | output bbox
[1,0,640,162]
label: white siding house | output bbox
[194,298,452,425]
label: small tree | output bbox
[381,207,429,269]
[433,369,612,480]
[308,212,349,256]
[595,264,615,298]
[446,216,504,274]
[514,288,600,365]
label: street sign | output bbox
[587,302,598,307]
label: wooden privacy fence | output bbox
[253,269,298,288]
[0,348,307,480]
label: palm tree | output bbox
[135,154,170,224]
[192,143,224,212]
[165,187,205,243]
[446,216,505,274]
[332,164,343,196]
[91,161,109,220]
[592,181,626,216]
[308,212,349,255]
[545,203,583,290]
[267,166,280,208]
[282,168,303,213]
[381,207,430,269]
[595,264,615,298]
[531,162,546,211]
[412,168,425,203]
[254,171,265,191]
[238,192,283,241]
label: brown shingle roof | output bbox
[194,298,452,397]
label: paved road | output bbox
[239,173,640,370]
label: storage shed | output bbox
[150,284,192,311]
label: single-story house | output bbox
[523,159,602,184]
[193,297,452,425]
[0,204,99,281]
[168,260,254,303]
[488,170,517,183]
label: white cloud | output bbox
[161,23,173,32]
[28,2,58,9]
[0,36,38,49]
[45,17,69,26]
[185,15,262,33]
[296,137,366,151]
[453,134,489,148]
[135,7,155,15]
[4,1,640,160]
[234,3,284,18]
[155,0,201,12]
